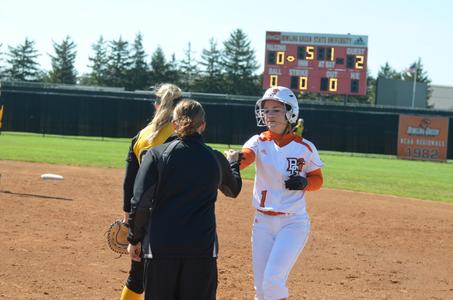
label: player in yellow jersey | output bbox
[120,83,183,300]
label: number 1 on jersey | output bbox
[260,190,267,207]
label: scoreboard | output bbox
[263,31,368,96]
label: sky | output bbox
[1,0,452,86]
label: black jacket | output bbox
[128,133,242,258]
[123,133,177,213]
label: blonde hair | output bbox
[172,99,206,138]
[147,83,182,143]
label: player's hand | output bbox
[128,242,142,262]
[224,149,241,163]
[122,212,129,224]
[285,175,308,190]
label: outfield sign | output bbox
[397,114,449,161]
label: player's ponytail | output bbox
[147,83,183,143]
[172,100,205,138]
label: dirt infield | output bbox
[1,160,453,300]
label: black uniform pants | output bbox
[126,260,144,293]
[144,257,217,300]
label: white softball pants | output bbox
[252,212,310,300]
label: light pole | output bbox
[410,61,418,108]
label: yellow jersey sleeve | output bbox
[132,123,174,163]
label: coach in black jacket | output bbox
[128,99,242,300]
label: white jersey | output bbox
[243,131,323,215]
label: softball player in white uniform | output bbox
[240,86,324,300]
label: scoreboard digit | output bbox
[264,31,368,96]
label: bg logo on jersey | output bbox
[287,157,305,176]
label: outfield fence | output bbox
[1,80,453,158]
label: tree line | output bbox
[0,29,431,103]
[0,29,261,96]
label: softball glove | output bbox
[106,220,129,255]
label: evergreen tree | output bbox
[377,62,401,79]
[85,36,109,86]
[0,43,5,80]
[347,73,376,104]
[48,36,77,84]
[193,38,224,93]
[365,74,377,104]
[105,37,131,87]
[128,32,149,90]
[6,38,40,81]
[149,46,172,86]
[222,29,260,95]
[166,53,180,85]
[179,42,198,91]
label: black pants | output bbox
[126,260,144,294]
[144,257,217,300]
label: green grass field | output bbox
[1,131,452,203]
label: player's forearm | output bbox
[127,208,149,245]
[128,186,153,244]
[240,148,255,170]
[123,153,139,212]
[220,159,242,197]
[128,188,152,245]
[128,154,157,244]
[305,169,323,191]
